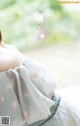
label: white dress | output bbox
[0,57,80,126]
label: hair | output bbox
[0,30,2,43]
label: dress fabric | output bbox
[0,57,80,126]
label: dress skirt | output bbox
[0,57,80,126]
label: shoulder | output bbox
[1,42,19,51]
[0,45,23,72]
[0,54,22,72]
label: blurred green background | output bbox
[0,0,80,51]
[0,0,80,88]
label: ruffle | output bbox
[0,58,56,125]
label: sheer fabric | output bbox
[0,57,56,126]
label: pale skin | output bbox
[0,31,24,72]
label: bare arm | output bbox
[0,31,23,72]
[0,47,23,72]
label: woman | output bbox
[0,31,80,126]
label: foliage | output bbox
[0,0,17,9]
[0,0,80,51]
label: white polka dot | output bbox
[23,110,28,119]
[0,95,4,102]
[11,99,18,111]
[24,91,29,98]
[5,84,13,91]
